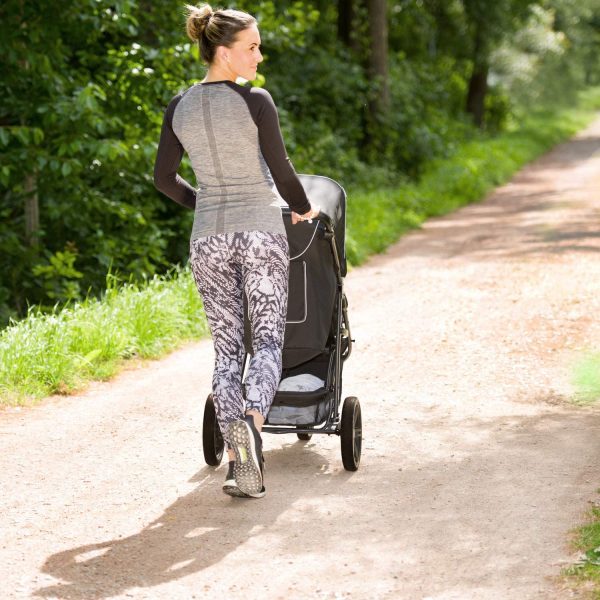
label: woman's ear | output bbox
[216,46,229,64]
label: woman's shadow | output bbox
[34,441,353,599]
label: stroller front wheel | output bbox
[340,396,362,471]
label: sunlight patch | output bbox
[185,526,218,538]
[74,547,111,563]
[167,558,195,571]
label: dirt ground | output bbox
[2,118,600,600]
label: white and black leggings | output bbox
[190,231,289,446]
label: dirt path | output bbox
[2,119,600,600]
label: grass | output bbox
[563,495,600,599]
[0,269,208,403]
[572,353,600,405]
[1,86,600,404]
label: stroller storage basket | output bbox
[266,389,331,426]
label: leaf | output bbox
[14,128,30,145]
[81,348,102,364]
[61,162,72,176]
[32,128,44,144]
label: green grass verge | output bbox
[563,498,600,599]
[0,269,208,403]
[1,87,600,404]
[572,352,600,405]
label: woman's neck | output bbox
[202,64,236,83]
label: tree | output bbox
[338,0,353,46]
[365,0,390,155]
[461,0,536,127]
[0,0,200,320]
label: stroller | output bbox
[202,174,361,471]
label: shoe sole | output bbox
[223,484,265,499]
[223,482,250,498]
[228,420,263,497]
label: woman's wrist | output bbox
[291,205,320,225]
[301,206,319,221]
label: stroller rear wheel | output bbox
[202,394,224,466]
[340,396,362,471]
[297,433,312,441]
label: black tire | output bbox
[297,433,312,441]
[202,394,224,466]
[340,396,362,471]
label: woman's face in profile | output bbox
[227,24,263,81]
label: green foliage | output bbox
[0,0,200,322]
[31,245,84,302]
[1,0,600,327]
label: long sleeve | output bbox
[153,94,197,210]
[250,89,312,215]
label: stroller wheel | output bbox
[297,433,312,441]
[340,396,362,471]
[202,394,224,466]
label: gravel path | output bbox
[2,118,600,600]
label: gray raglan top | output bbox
[153,80,311,241]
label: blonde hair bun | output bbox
[185,4,213,43]
[184,4,256,64]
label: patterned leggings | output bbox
[190,231,289,447]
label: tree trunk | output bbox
[24,173,39,247]
[18,50,40,247]
[338,0,363,54]
[466,27,488,128]
[338,0,353,46]
[367,0,390,115]
[364,0,389,158]
[466,66,488,128]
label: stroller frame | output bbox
[262,214,353,438]
[202,175,362,471]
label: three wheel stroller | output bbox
[202,174,361,471]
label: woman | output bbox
[153,4,318,499]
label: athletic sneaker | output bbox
[227,415,265,498]
[222,461,250,498]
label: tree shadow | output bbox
[370,129,600,264]
[383,185,600,263]
[523,134,600,169]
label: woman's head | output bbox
[185,4,262,81]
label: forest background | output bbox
[1,0,599,326]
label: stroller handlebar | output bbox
[281,206,334,229]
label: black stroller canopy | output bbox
[285,174,347,277]
[296,175,345,229]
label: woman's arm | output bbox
[251,88,314,217]
[153,95,197,210]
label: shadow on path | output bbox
[33,408,600,599]
[34,442,354,599]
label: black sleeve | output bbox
[153,94,196,210]
[250,88,312,215]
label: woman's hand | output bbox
[291,205,320,225]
